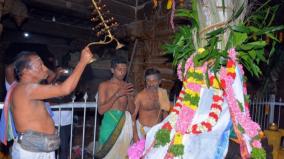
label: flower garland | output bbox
[164,86,224,157]
[219,48,266,158]
[188,90,224,134]
[128,49,266,159]
[152,48,265,159]
[155,48,228,157]
[128,139,146,159]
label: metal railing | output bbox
[0,93,98,159]
[1,93,283,158]
[250,94,284,130]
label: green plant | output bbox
[164,0,284,78]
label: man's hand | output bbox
[55,67,66,75]
[116,83,134,98]
[80,47,94,65]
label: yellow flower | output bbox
[195,69,203,74]
[198,48,205,54]
[211,78,220,89]
[173,132,183,145]
[227,67,235,74]
[188,104,198,110]
[188,68,195,73]
[183,101,191,107]
[183,100,198,110]
[185,89,199,96]
[166,0,173,9]
[188,68,203,74]
[187,77,204,85]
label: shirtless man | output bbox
[133,68,171,142]
[97,56,134,115]
[96,56,134,159]
[9,47,93,159]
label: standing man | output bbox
[132,68,171,141]
[5,47,93,159]
[96,56,134,159]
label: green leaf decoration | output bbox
[237,100,244,112]
[169,144,184,157]
[205,69,210,88]
[237,124,245,134]
[232,32,248,46]
[251,148,266,159]
[206,27,225,38]
[268,40,276,63]
[183,94,199,106]
[244,95,250,103]
[162,0,284,78]
[231,25,251,33]
[263,25,284,33]
[228,2,244,22]
[155,129,171,147]
[176,9,199,28]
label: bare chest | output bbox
[140,93,160,111]
[106,84,128,104]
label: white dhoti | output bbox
[136,120,152,140]
[102,111,133,159]
[12,140,55,159]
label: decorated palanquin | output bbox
[127,0,284,159]
[142,48,263,159]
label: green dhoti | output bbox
[98,110,123,145]
[96,110,133,159]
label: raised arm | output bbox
[46,69,57,84]
[25,47,93,100]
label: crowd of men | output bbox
[0,46,171,159]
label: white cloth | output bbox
[51,103,73,126]
[12,140,55,159]
[5,78,11,91]
[142,66,246,159]
[143,90,231,159]
[136,120,152,140]
[103,111,133,159]
[52,111,72,126]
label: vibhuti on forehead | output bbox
[28,56,41,66]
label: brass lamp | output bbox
[87,0,124,63]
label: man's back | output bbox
[12,83,55,134]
